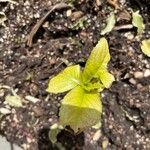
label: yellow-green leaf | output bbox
[141,39,150,57]
[101,13,116,35]
[82,38,110,83]
[47,65,81,94]
[92,121,101,129]
[59,86,102,133]
[82,81,104,92]
[96,69,115,88]
[5,95,23,107]
[132,11,145,35]
[48,123,63,144]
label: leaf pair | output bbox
[101,11,145,36]
[47,38,114,132]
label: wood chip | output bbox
[102,139,109,149]
[25,95,40,103]
[0,108,11,114]
[107,0,120,9]
[96,0,102,6]
[70,11,84,20]
[92,130,101,141]
[32,106,44,117]
[117,10,131,21]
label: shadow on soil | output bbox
[38,128,84,150]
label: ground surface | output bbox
[0,0,150,150]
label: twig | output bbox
[0,0,18,5]
[113,24,133,31]
[26,3,71,47]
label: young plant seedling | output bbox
[47,38,114,133]
[132,11,145,35]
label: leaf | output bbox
[101,13,116,35]
[95,69,115,88]
[59,86,102,133]
[48,123,63,144]
[132,11,145,35]
[141,39,150,57]
[82,38,110,83]
[47,65,81,94]
[92,121,101,129]
[82,81,104,92]
[71,17,86,30]
[67,0,76,5]
[5,95,23,107]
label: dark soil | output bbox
[0,0,150,150]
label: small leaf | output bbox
[141,39,150,57]
[59,86,102,133]
[71,17,87,30]
[67,0,76,5]
[95,69,115,88]
[5,95,23,107]
[92,121,101,129]
[82,38,110,83]
[47,65,81,94]
[49,123,63,144]
[132,11,145,35]
[101,13,116,35]
[81,77,104,92]
[82,81,104,92]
